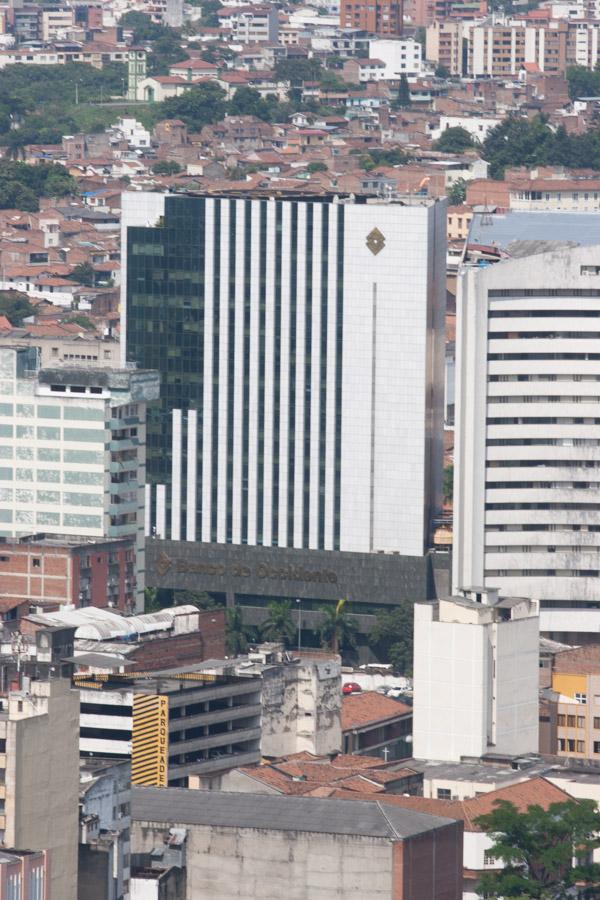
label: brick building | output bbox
[0,535,136,611]
[340,0,403,36]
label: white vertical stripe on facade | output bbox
[278,202,292,547]
[232,199,246,544]
[308,203,322,549]
[262,200,277,546]
[293,202,307,548]
[171,408,182,540]
[186,408,197,541]
[156,484,166,539]
[247,200,261,545]
[216,199,230,543]
[144,483,151,536]
[324,204,338,550]
[201,198,215,542]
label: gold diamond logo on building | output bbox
[366,227,386,255]
[156,551,172,577]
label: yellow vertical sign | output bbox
[131,695,169,787]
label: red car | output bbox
[342,682,362,695]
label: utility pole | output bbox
[296,598,302,651]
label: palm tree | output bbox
[318,598,358,656]
[225,605,254,656]
[261,600,296,646]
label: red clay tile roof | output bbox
[342,691,412,732]
[332,776,572,831]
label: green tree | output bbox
[261,600,296,646]
[307,161,327,173]
[369,603,413,675]
[443,463,454,503]
[393,74,411,109]
[144,586,159,612]
[433,126,475,153]
[0,290,34,325]
[174,590,219,609]
[318,598,358,656]
[475,798,600,898]
[228,86,266,118]
[148,34,187,76]
[566,64,600,100]
[67,262,95,287]
[225,605,256,655]
[163,82,227,131]
[447,178,467,205]
[152,159,182,175]
[274,57,323,85]
[482,115,556,179]
[435,65,451,79]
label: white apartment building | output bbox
[454,242,600,640]
[122,192,446,557]
[219,5,279,43]
[413,588,539,762]
[368,37,424,78]
[0,347,158,608]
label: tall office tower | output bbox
[340,0,403,34]
[0,347,159,610]
[413,588,539,762]
[122,192,446,557]
[2,677,80,900]
[454,243,600,642]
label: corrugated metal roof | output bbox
[132,788,455,839]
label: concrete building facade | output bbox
[0,347,159,609]
[413,588,539,762]
[2,678,80,900]
[453,243,600,639]
[131,789,463,900]
[123,192,446,559]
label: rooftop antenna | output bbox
[480,196,493,226]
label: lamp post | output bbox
[296,598,302,651]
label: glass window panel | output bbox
[63,449,103,464]
[0,403,13,415]
[37,512,60,525]
[15,489,33,503]
[16,426,34,439]
[0,488,12,500]
[16,468,33,481]
[16,447,33,460]
[37,427,60,441]
[37,448,60,461]
[63,492,103,507]
[15,510,33,524]
[63,471,103,485]
[0,425,12,437]
[16,404,34,417]
[37,490,59,503]
[0,447,12,459]
[63,427,103,443]
[37,405,61,419]
[63,513,102,528]
[0,468,13,480]
[64,407,104,421]
[0,510,11,523]
[37,470,59,483]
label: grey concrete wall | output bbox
[132,821,394,900]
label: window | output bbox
[578,716,586,728]
[484,853,497,866]
[559,738,566,751]
[32,558,40,568]
[576,693,588,705]
[594,741,600,754]
[436,788,451,800]
[567,715,576,727]
[593,717,600,729]
[568,739,576,752]
[557,714,566,726]
[577,741,585,753]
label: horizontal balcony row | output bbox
[488,382,600,398]
[487,403,600,418]
[485,510,600,525]
[488,360,600,376]
[482,573,600,602]
[489,339,600,355]
[486,466,600,482]
[169,703,262,733]
[488,299,600,314]
[168,680,261,709]
[168,725,261,758]
[168,749,260,781]
[487,425,600,439]
[487,316,600,331]
[485,489,600,503]
[485,530,600,547]
[486,445,600,461]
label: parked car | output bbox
[342,682,362,695]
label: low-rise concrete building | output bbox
[342,691,412,760]
[131,788,464,899]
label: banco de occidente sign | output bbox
[155,550,338,585]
